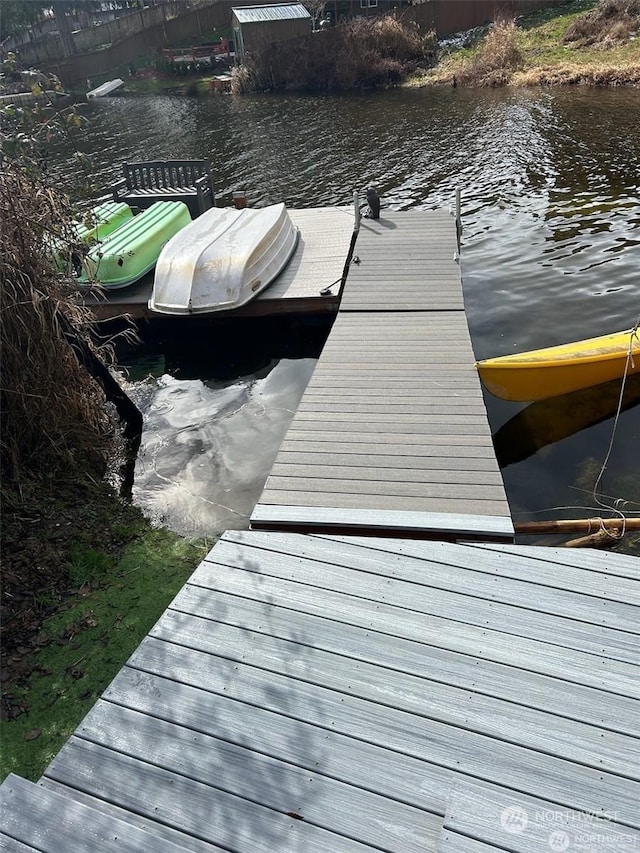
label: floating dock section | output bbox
[252,210,513,541]
[84,207,355,321]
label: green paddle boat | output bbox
[76,200,191,289]
[73,200,133,244]
[53,201,133,270]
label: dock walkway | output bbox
[2,207,637,852]
[252,210,513,541]
[2,532,638,851]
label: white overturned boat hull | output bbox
[149,203,299,315]
[87,78,124,99]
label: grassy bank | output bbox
[411,0,640,87]
[1,482,209,783]
[117,69,222,96]
[95,1,640,96]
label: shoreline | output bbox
[73,1,640,97]
[409,0,640,89]
[407,62,640,88]
[108,57,640,99]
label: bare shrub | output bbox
[231,64,256,94]
[235,16,434,93]
[458,17,523,87]
[0,65,135,664]
[0,163,117,496]
[564,0,640,46]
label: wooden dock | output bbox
[83,207,355,322]
[339,212,464,312]
[2,532,638,851]
[252,210,513,541]
[10,204,620,851]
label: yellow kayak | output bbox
[476,327,639,402]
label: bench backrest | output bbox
[123,160,212,191]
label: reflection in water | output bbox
[494,374,640,468]
[128,359,316,537]
[47,86,640,544]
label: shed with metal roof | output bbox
[232,3,312,61]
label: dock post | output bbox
[233,191,248,209]
[353,190,361,232]
[455,187,462,246]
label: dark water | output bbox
[50,86,640,544]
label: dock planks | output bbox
[340,210,463,312]
[3,531,637,852]
[82,207,355,321]
[252,209,513,540]
[253,310,512,538]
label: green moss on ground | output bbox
[1,483,209,783]
[1,530,207,782]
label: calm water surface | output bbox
[51,86,640,544]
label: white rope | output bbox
[590,318,640,540]
[513,321,640,542]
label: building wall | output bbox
[13,1,257,72]
[403,0,565,37]
[238,18,313,55]
[42,2,256,86]
[11,3,180,66]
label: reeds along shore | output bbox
[0,164,116,494]
[232,16,437,94]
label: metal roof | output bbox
[232,3,311,24]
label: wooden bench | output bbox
[111,160,215,218]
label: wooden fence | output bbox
[42,0,564,87]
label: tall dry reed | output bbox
[1,163,117,498]
[457,18,522,87]
[232,16,436,93]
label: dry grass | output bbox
[513,62,640,84]
[0,74,149,712]
[456,18,523,87]
[413,0,640,87]
[0,163,117,495]
[564,0,640,45]
[1,162,124,659]
[232,16,435,93]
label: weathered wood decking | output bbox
[2,532,638,851]
[252,210,513,540]
[83,207,354,321]
[5,206,629,851]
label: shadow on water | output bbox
[116,313,334,380]
[136,314,334,381]
[494,374,640,468]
